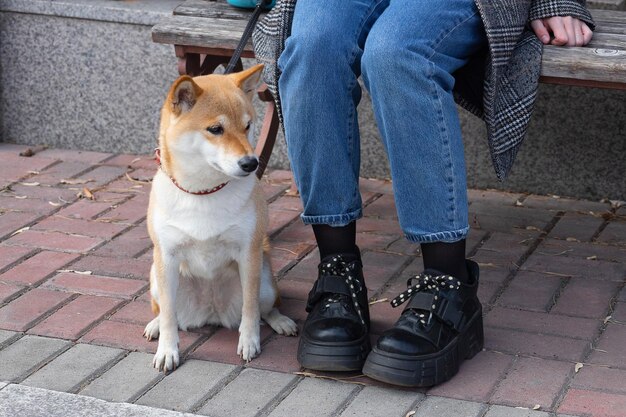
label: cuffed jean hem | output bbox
[404,225,470,244]
[300,208,363,227]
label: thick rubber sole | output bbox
[362,309,484,387]
[297,333,371,372]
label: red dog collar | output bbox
[154,148,228,196]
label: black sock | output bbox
[312,222,357,260]
[420,240,469,282]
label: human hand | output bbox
[530,16,593,46]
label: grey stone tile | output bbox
[0,330,19,347]
[267,378,357,417]
[412,396,485,417]
[22,344,125,393]
[0,382,8,391]
[80,352,161,403]
[0,383,196,417]
[198,368,296,417]
[135,359,236,412]
[484,405,551,417]
[339,386,421,417]
[0,335,70,382]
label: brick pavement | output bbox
[0,143,624,417]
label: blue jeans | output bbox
[278,0,487,243]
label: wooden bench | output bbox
[152,0,626,178]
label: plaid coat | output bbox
[252,0,594,180]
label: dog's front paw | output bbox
[153,344,180,373]
[264,309,298,336]
[144,317,160,341]
[237,331,261,362]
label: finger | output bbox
[573,19,584,46]
[562,16,577,46]
[581,22,593,45]
[546,17,568,46]
[530,19,551,44]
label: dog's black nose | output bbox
[238,156,259,173]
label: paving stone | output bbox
[535,238,626,263]
[339,385,419,417]
[96,195,147,225]
[411,395,485,417]
[0,330,19,348]
[521,194,610,213]
[246,334,302,373]
[357,216,403,236]
[135,359,235,412]
[477,264,513,284]
[478,280,501,305]
[68,255,151,280]
[68,165,126,189]
[597,221,626,246]
[0,335,70,382]
[549,212,604,242]
[43,272,147,299]
[428,351,514,402]
[468,189,523,206]
[484,404,550,417]
[277,279,312,301]
[190,327,274,365]
[0,282,24,304]
[198,368,296,417]
[0,384,196,417]
[521,253,625,281]
[80,320,202,354]
[267,209,301,236]
[267,377,357,417]
[33,216,127,239]
[552,278,619,318]
[0,153,57,184]
[54,199,117,221]
[103,153,155,169]
[28,295,123,340]
[588,324,626,367]
[485,307,601,340]
[490,356,572,410]
[92,224,151,258]
[35,148,111,164]
[0,212,41,240]
[0,288,74,332]
[558,388,626,417]
[570,364,626,394]
[361,250,410,292]
[0,251,80,286]
[611,301,626,322]
[471,231,534,268]
[0,246,33,272]
[80,352,161,402]
[108,300,153,325]
[32,160,93,186]
[6,184,78,204]
[484,327,589,362]
[273,221,316,245]
[3,229,104,253]
[497,271,563,312]
[22,343,125,393]
[469,203,554,234]
[269,241,312,275]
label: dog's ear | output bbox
[230,64,264,100]
[168,76,203,116]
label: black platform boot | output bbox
[297,250,371,371]
[363,260,483,387]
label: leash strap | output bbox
[224,0,272,74]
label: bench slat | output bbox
[152,15,254,52]
[540,45,626,86]
[588,32,626,49]
[591,9,626,24]
[174,0,262,20]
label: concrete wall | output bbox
[1,0,625,200]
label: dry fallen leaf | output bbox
[82,187,95,201]
[57,269,93,275]
[575,363,583,373]
[369,298,388,306]
[604,315,612,324]
[20,182,40,186]
[586,255,598,260]
[525,226,541,231]
[10,226,29,237]
[405,412,416,417]
[60,178,94,185]
[48,201,61,207]
[514,200,524,207]
[14,195,27,199]
[566,237,579,242]
[532,404,541,410]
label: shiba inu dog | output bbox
[144,64,297,373]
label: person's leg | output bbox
[360,0,487,386]
[361,0,487,281]
[278,0,389,371]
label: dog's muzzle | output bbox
[238,156,259,173]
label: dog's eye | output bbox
[245,122,251,131]
[207,125,223,135]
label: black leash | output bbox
[224,0,272,74]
